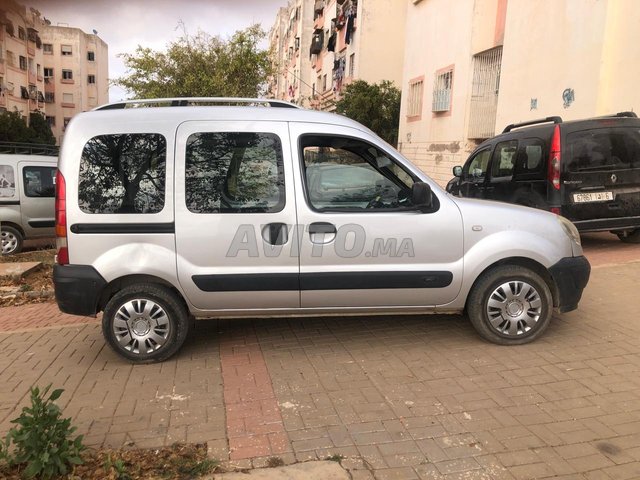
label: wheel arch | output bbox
[0,221,25,237]
[97,274,191,314]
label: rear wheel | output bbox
[467,265,553,345]
[1,226,23,255]
[617,229,640,244]
[102,283,190,363]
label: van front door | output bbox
[174,121,300,312]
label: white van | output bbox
[0,145,58,254]
[53,98,590,363]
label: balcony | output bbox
[28,71,36,85]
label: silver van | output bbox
[0,147,58,254]
[53,98,590,363]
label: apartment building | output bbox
[269,1,315,107]
[398,0,640,187]
[0,1,47,122]
[40,25,108,144]
[269,0,407,111]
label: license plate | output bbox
[573,191,614,203]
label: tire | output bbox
[102,283,191,363]
[467,265,553,345]
[1,225,23,255]
[617,229,640,244]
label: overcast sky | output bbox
[27,0,287,102]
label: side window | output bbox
[491,140,518,178]
[300,135,415,211]
[79,133,166,214]
[23,166,56,197]
[465,149,491,179]
[0,165,16,197]
[515,138,545,175]
[185,132,284,213]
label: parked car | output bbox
[0,143,59,254]
[446,112,640,243]
[53,98,590,363]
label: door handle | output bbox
[262,223,288,245]
[309,222,336,234]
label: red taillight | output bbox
[548,124,561,190]
[55,170,68,265]
[550,207,561,215]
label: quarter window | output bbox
[79,134,167,214]
[300,136,415,211]
[185,132,285,213]
[0,165,16,197]
[23,166,56,198]
[491,140,518,178]
[515,138,545,175]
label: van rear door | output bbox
[562,126,640,226]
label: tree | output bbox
[113,25,273,99]
[0,111,55,144]
[335,80,402,146]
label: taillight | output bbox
[55,170,69,265]
[548,124,561,190]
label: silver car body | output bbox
[58,105,580,318]
[0,154,57,244]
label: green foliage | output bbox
[0,111,55,145]
[335,80,402,146]
[1,385,85,479]
[266,456,285,468]
[104,454,131,480]
[114,24,273,99]
[175,457,219,476]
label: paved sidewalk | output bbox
[0,259,639,479]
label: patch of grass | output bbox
[104,454,131,480]
[175,457,219,476]
[18,284,33,292]
[326,454,344,462]
[266,456,285,468]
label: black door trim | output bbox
[192,271,453,292]
[70,222,175,234]
[28,220,55,228]
[0,200,20,205]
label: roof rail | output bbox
[0,141,59,156]
[502,116,563,133]
[600,111,637,119]
[94,97,302,111]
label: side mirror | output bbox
[453,165,463,177]
[411,182,433,210]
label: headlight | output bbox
[557,216,581,246]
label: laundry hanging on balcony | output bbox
[310,29,324,55]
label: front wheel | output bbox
[617,229,640,244]
[467,265,553,345]
[102,283,190,363]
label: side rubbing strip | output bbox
[192,271,453,292]
[70,223,175,234]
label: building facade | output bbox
[398,0,640,187]
[0,1,47,124]
[269,0,407,111]
[40,25,108,144]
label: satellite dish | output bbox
[92,29,98,35]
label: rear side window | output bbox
[79,134,166,214]
[0,165,16,198]
[567,127,640,172]
[185,132,284,213]
[515,138,545,175]
[491,140,518,178]
[23,166,56,197]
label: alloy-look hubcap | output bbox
[1,231,18,254]
[112,299,171,354]
[486,281,542,336]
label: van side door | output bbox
[459,147,492,198]
[17,162,56,237]
[485,140,518,202]
[174,121,300,312]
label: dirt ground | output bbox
[0,248,55,307]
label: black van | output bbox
[446,113,640,243]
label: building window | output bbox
[468,46,503,139]
[45,92,55,103]
[62,69,73,80]
[432,68,453,112]
[349,54,355,78]
[312,83,315,97]
[5,51,15,68]
[87,51,95,61]
[44,68,54,78]
[62,93,74,104]
[18,26,26,41]
[36,64,41,77]
[61,45,72,56]
[88,74,96,84]
[323,74,327,92]
[43,43,53,54]
[407,78,424,118]
[19,56,27,71]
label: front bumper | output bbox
[53,265,106,317]
[549,256,591,313]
